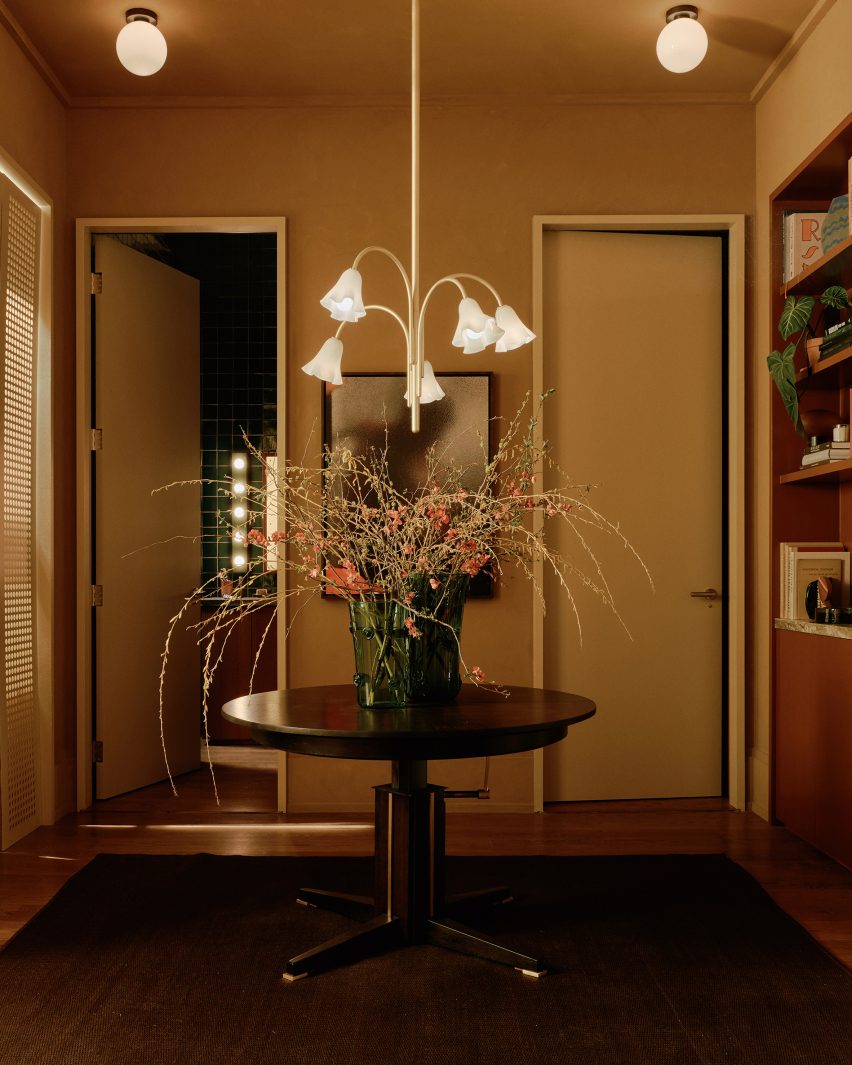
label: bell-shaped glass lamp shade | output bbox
[320,268,366,323]
[656,11,708,73]
[116,17,168,76]
[404,361,446,405]
[494,305,536,351]
[302,337,344,386]
[452,297,505,354]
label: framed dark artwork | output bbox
[322,372,493,598]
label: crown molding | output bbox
[66,90,752,112]
[750,0,836,104]
[0,0,70,106]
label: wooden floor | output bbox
[3,746,852,967]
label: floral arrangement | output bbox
[159,391,649,790]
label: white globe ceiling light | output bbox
[116,9,167,77]
[305,0,535,431]
[656,6,708,74]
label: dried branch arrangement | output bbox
[159,391,651,794]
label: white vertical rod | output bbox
[410,0,421,432]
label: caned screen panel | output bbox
[0,176,41,849]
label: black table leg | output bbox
[295,888,375,920]
[427,917,546,977]
[284,914,404,981]
[284,758,548,980]
[443,885,513,917]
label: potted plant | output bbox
[767,284,851,438]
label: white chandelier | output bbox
[301,0,535,432]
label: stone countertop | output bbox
[774,618,852,640]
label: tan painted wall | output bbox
[0,23,73,816]
[752,0,852,821]
[62,100,755,808]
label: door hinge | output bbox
[91,584,104,607]
[90,428,103,451]
[92,740,104,764]
[91,272,103,295]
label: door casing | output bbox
[74,217,287,811]
[531,215,746,813]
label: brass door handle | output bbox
[690,588,720,600]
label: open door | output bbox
[93,236,200,799]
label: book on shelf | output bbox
[782,211,827,282]
[800,445,850,467]
[779,542,849,619]
[819,320,852,359]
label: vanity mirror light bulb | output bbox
[232,454,247,472]
[233,531,245,543]
[232,553,247,568]
[233,482,246,495]
[233,505,246,521]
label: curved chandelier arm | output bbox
[364,304,411,344]
[334,304,410,345]
[449,272,503,308]
[352,246,413,302]
[416,275,468,333]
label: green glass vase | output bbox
[348,574,469,709]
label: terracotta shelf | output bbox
[779,457,852,484]
[796,341,852,389]
[781,234,852,297]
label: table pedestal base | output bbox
[283,760,547,982]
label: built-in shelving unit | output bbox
[770,111,852,871]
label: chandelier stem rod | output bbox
[410,0,421,431]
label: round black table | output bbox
[223,684,595,981]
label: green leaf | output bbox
[778,295,815,339]
[767,343,802,435]
[820,285,851,310]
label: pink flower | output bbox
[429,578,441,590]
[309,567,320,579]
[404,616,421,637]
[470,666,485,683]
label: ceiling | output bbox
[3,0,823,103]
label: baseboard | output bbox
[285,801,535,814]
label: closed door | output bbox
[93,236,201,799]
[543,230,723,801]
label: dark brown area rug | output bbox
[1,854,851,1065]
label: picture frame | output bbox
[321,372,493,598]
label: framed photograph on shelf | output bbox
[322,372,493,598]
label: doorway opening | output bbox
[75,218,287,811]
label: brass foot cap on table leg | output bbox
[515,967,547,979]
[282,971,308,982]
